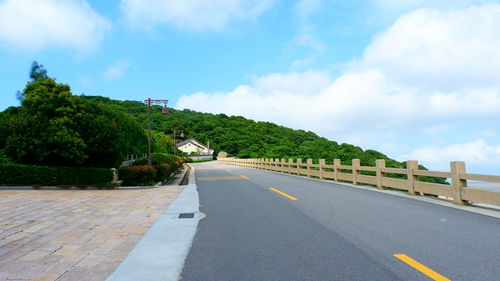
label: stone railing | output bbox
[218,158,500,206]
[120,153,148,167]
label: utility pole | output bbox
[172,129,184,156]
[144,98,169,166]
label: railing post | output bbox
[288,159,293,174]
[297,158,302,175]
[451,161,468,205]
[376,159,385,189]
[406,160,419,195]
[333,159,341,181]
[352,159,360,185]
[281,158,285,173]
[319,159,325,180]
[274,158,279,172]
[306,159,312,177]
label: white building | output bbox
[176,138,214,155]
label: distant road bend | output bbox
[180,162,500,281]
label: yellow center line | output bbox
[240,175,250,180]
[393,254,451,281]
[269,187,298,201]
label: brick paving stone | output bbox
[18,250,51,261]
[29,274,59,281]
[0,186,184,281]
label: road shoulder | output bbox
[106,164,203,281]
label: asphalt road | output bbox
[180,162,500,281]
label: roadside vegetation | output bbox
[119,153,185,186]
[0,62,180,187]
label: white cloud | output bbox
[103,59,132,81]
[176,4,500,170]
[120,0,276,31]
[251,71,331,95]
[361,4,500,91]
[372,0,491,12]
[402,140,500,166]
[0,0,110,53]
[290,0,325,68]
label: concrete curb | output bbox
[106,165,203,281]
[220,163,500,219]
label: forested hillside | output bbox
[83,96,404,168]
[84,96,448,183]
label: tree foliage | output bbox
[29,61,49,81]
[1,78,146,167]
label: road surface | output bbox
[180,162,500,281]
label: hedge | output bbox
[119,165,156,186]
[153,163,172,182]
[133,153,184,171]
[0,164,113,186]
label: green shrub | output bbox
[133,153,183,172]
[0,150,11,164]
[185,157,194,163]
[193,158,214,163]
[153,163,172,182]
[0,164,112,186]
[119,165,156,186]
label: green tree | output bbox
[3,78,146,167]
[29,61,49,81]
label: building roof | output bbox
[175,138,212,150]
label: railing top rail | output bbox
[356,166,377,172]
[413,170,451,178]
[460,173,500,183]
[380,167,407,174]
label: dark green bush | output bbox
[153,163,172,182]
[0,150,10,164]
[185,157,194,163]
[119,165,156,186]
[0,164,112,186]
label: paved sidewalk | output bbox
[0,187,184,281]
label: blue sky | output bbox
[1,0,500,174]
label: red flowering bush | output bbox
[119,165,157,186]
[153,163,172,182]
